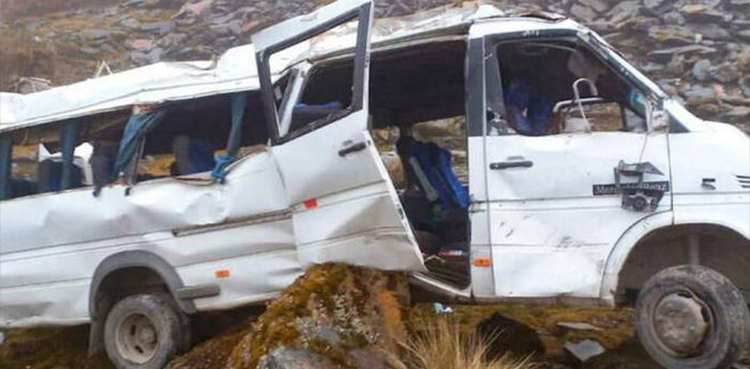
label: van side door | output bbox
[253,0,425,271]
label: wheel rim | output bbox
[651,290,712,357]
[115,312,159,364]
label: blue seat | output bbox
[396,136,469,213]
[173,135,215,175]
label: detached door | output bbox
[253,0,425,271]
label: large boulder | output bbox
[168,263,409,369]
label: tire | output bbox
[104,293,191,369]
[636,265,750,369]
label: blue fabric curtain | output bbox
[59,120,78,190]
[113,110,166,177]
[211,91,249,182]
[0,135,12,200]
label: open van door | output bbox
[253,0,425,271]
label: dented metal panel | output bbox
[0,151,297,326]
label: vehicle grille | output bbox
[737,175,750,189]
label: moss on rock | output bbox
[222,263,409,369]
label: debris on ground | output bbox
[564,339,606,363]
[555,322,602,332]
[477,312,546,360]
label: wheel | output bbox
[104,293,190,369]
[636,265,750,369]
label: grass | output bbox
[392,315,537,369]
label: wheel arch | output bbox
[601,215,750,306]
[87,250,194,356]
[89,250,195,319]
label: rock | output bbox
[683,86,716,104]
[119,17,140,29]
[721,95,750,106]
[80,46,99,55]
[209,12,238,25]
[579,0,611,13]
[648,25,695,44]
[665,54,686,74]
[631,16,660,31]
[174,0,213,20]
[570,4,597,22]
[606,0,640,24]
[695,102,722,117]
[139,21,173,34]
[146,47,165,63]
[223,264,409,369]
[123,0,160,7]
[691,59,712,81]
[477,313,545,360]
[662,11,686,25]
[210,20,243,36]
[679,4,727,23]
[712,63,741,84]
[130,50,150,64]
[648,44,718,58]
[640,62,664,73]
[690,23,731,40]
[564,339,606,362]
[643,0,665,10]
[128,39,155,51]
[258,348,338,369]
[739,76,750,97]
[81,29,112,41]
[348,347,388,369]
[726,106,750,118]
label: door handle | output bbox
[490,160,533,170]
[338,141,367,157]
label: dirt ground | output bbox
[0,303,666,369]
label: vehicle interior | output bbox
[0,110,130,200]
[279,38,472,288]
[131,92,269,181]
[491,38,649,136]
[0,91,270,200]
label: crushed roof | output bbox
[0,1,566,132]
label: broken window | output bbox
[261,18,364,141]
[0,121,94,200]
[0,134,40,200]
[490,40,649,136]
[118,91,267,184]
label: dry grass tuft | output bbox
[393,316,537,369]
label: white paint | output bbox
[482,132,671,298]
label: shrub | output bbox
[393,316,537,369]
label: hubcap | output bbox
[116,313,159,364]
[652,292,711,357]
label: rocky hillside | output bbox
[0,0,748,130]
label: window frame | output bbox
[480,30,672,138]
[254,0,374,146]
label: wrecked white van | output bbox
[1,1,748,368]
